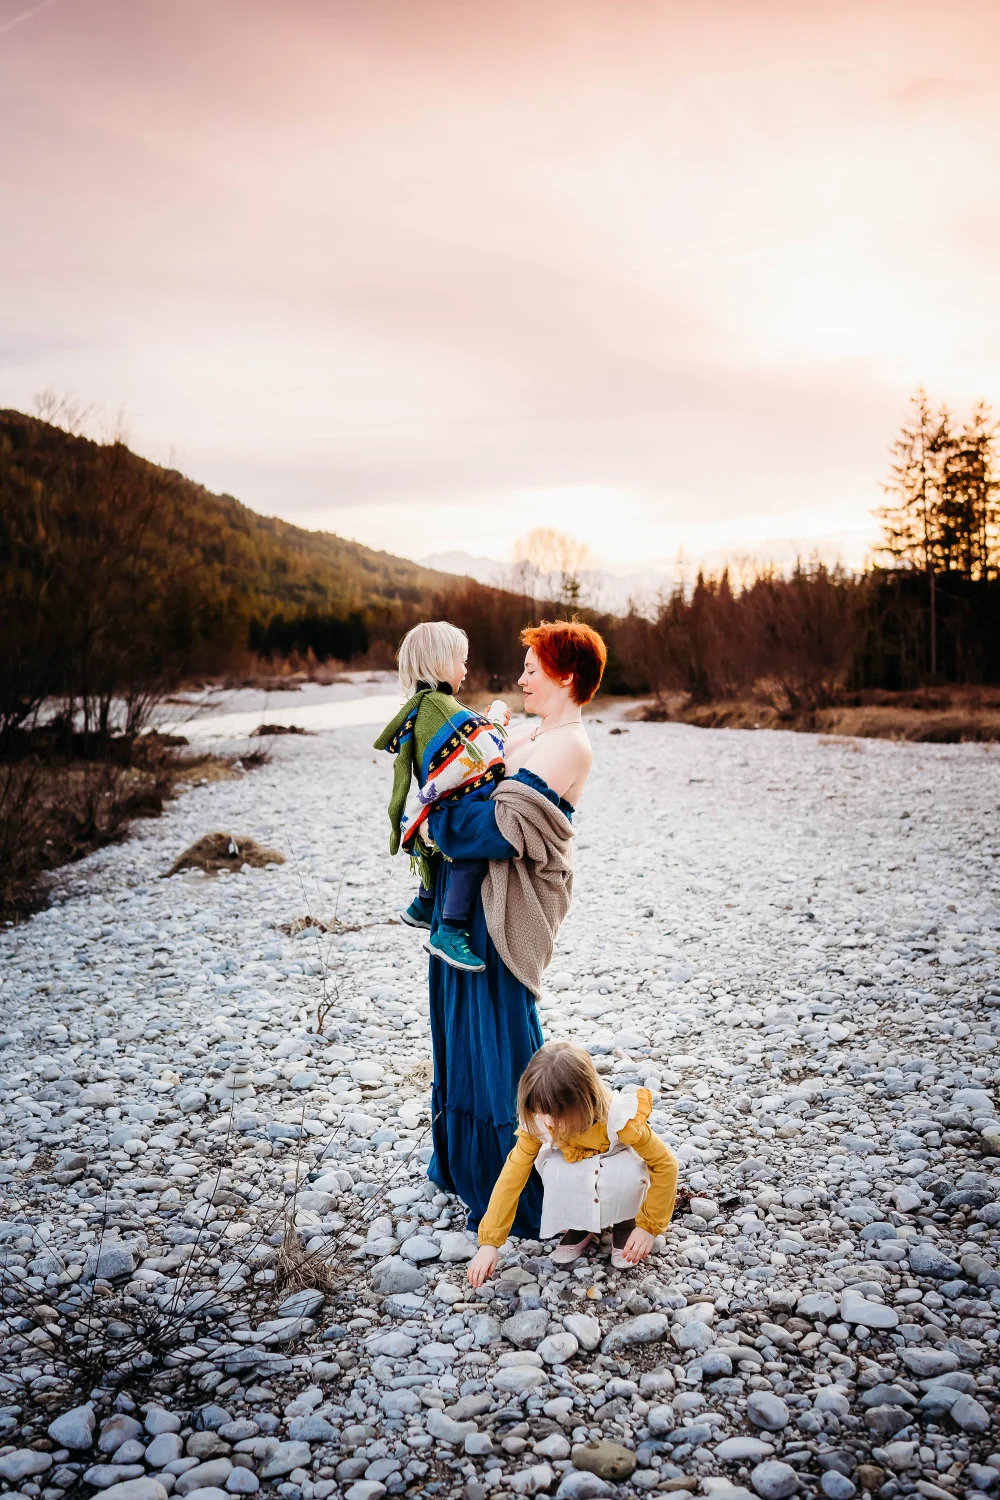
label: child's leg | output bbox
[400,851,439,931]
[426,857,487,971]
[441,857,487,930]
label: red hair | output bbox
[520,620,607,705]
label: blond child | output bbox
[374,621,510,973]
[467,1042,678,1286]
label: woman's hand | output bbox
[621,1226,656,1265]
[467,1245,499,1288]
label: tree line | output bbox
[2,390,998,761]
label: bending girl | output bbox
[467,1042,679,1285]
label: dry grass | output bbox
[166,831,286,877]
[631,688,1000,743]
[279,913,332,935]
[0,739,277,920]
[273,1225,342,1297]
[250,723,313,737]
[401,1058,434,1087]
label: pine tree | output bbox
[878,387,946,571]
[937,401,999,580]
[878,387,948,673]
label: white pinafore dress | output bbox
[536,1091,650,1239]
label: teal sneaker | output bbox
[425,927,486,972]
[400,895,434,930]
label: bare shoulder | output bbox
[521,725,592,801]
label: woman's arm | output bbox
[428,795,517,862]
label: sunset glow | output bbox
[2,0,999,572]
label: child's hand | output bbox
[467,1245,499,1288]
[488,699,511,728]
[621,1226,655,1265]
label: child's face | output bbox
[448,652,468,693]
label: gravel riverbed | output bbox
[1,720,998,1500]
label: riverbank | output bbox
[0,719,997,1498]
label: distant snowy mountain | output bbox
[420,550,672,615]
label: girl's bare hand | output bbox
[467,1245,499,1288]
[622,1227,655,1264]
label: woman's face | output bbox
[518,646,573,715]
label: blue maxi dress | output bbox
[426,768,573,1238]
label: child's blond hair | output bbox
[517,1042,609,1145]
[397,620,468,698]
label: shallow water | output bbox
[161,688,403,741]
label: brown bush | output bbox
[166,832,286,877]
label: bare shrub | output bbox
[166,832,286,876]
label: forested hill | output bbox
[0,409,455,635]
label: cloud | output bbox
[1,0,999,569]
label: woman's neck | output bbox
[533,701,583,735]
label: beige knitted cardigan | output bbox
[481,779,574,997]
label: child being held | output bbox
[374,620,510,974]
[467,1042,679,1286]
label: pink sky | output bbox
[2,0,999,571]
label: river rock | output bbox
[48,1403,96,1449]
[751,1462,800,1499]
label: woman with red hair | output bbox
[425,619,606,1241]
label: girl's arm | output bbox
[428,795,517,862]
[466,1134,541,1287]
[476,1133,542,1247]
[618,1090,679,1235]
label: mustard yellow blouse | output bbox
[477,1087,678,1248]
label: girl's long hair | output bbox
[517,1041,609,1144]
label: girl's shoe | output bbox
[550,1230,594,1266]
[425,928,486,972]
[400,896,434,930]
[609,1218,637,1271]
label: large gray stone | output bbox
[85,1243,137,1281]
[747,1393,790,1431]
[470,1312,502,1346]
[555,1476,612,1500]
[716,1438,775,1462]
[48,1403,96,1450]
[399,1234,440,1262]
[437,1231,477,1262]
[908,1242,962,1279]
[85,1466,148,1487]
[99,1483,169,1500]
[145,1434,185,1467]
[900,1348,960,1377]
[425,1409,477,1445]
[840,1291,899,1329]
[538,1331,579,1365]
[370,1256,426,1295]
[563,1313,602,1350]
[258,1442,313,1479]
[751,1462,800,1500]
[0,1451,54,1482]
[176,1461,234,1496]
[277,1288,324,1318]
[600,1313,669,1353]
[949,1395,991,1433]
[796,1292,838,1321]
[503,1308,550,1348]
[99,1415,145,1454]
[820,1475,856,1500]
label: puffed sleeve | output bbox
[617,1088,679,1235]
